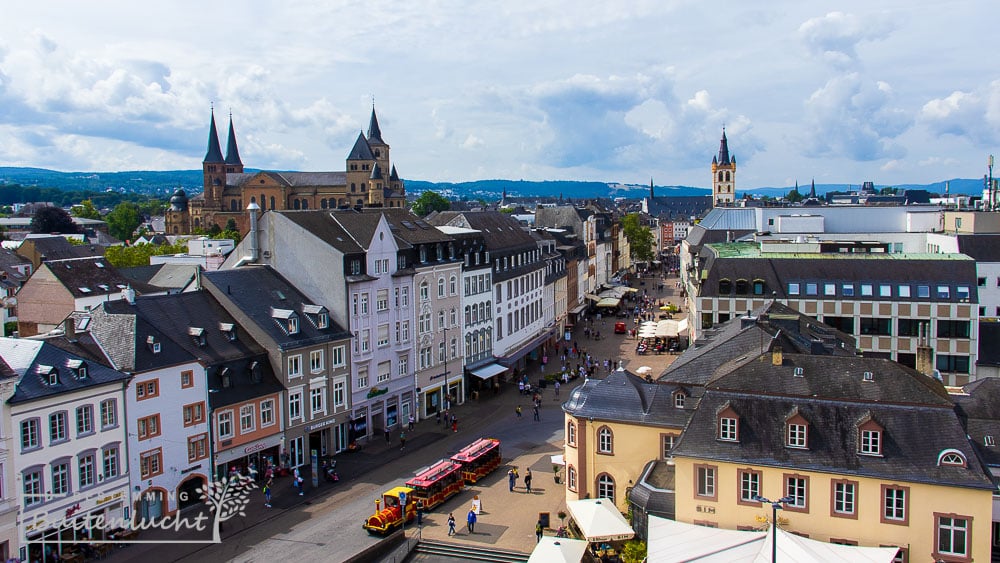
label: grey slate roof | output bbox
[277,211,363,254]
[2,338,127,405]
[428,211,536,251]
[672,354,993,490]
[956,234,1000,262]
[954,378,1000,468]
[202,266,350,351]
[645,196,712,220]
[977,322,1000,367]
[368,108,384,144]
[225,116,242,165]
[204,110,224,163]
[562,368,691,428]
[347,132,375,160]
[43,257,162,299]
[696,208,758,231]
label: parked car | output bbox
[614,321,627,334]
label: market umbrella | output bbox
[659,305,673,311]
[635,366,652,375]
[528,537,589,563]
[566,499,635,542]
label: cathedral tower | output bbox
[202,109,226,209]
[711,129,736,207]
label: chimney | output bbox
[247,202,261,262]
[65,317,77,343]
[121,285,136,305]
[772,346,783,366]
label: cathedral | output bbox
[165,107,407,235]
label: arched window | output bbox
[302,199,309,210]
[596,474,615,504]
[597,426,613,454]
[486,301,492,319]
[567,422,577,446]
[450,275,458,295]
[438,310,446,330]
[351,183,356,193]
[567,465,577,491]
[420,281,429,302]
[718,278,732,294]
[270,196,276,210]
[260,194,266,211]
[321,199,328,209]
[735,279,749,294]
[465,306,471,325]
[450,308,457,327]
[718,171,724,182]
[293,200,301,210]
[937,449,967,467]
[725,171,731,182]
[438,277,446,298]
[230,200,238,211]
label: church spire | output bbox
[225,113,242,166]
[367,106,384,144]
[809,179,817,198]
[204,107,224,163]
[717,128,731,166]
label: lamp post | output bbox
[752,495,792,563]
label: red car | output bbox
[614,322,627,334]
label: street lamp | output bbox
[752,495,793,563]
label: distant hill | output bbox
[0,167,984,200]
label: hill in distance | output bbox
[0,167,984,200]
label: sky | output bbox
[1,1,999,190]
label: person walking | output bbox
[515,405,522,418]
[263,478,272,508]
[554,380,560,397]
[384,427,391,445]
[293,467,303,496]
[451,415,458,432]
[535,519,544,542]
[533,405,540,422]
[467,508,477,533]
[508,468,516,492]
[524,468,533,493]
[447,513,456,536]
[399,430,406,451]
[408,414,415,431]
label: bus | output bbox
[405,459,464,510]
[450,437,502,484]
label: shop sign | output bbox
[307,417,337,432]
[96,491,124,506]
[367,386,388,399]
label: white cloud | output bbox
[919,80,1000,145]
[797,11,896,69]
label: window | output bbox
[450,275,457,295]
[860,317,891,335]
[597,426,613,454]
[937,320,970,338]
[140,448,163,479]
[567,422,577,447]
[360,293,369,314]
[188,434,208,462]
[398,355,408,377]
[217,411,234,439]
[662,434,676,458]
[49,412,67,443]
[567,465,577,491]
[137,414,161,440]
[333,379,346,409]
[357,367,369,389]
[787,421,808,449]
[897,285,911,298]
[310,387,325,415]
[695,464,717,500]
[788,283,800,295]
[21,419,39,450]
[938,449,967,467]
[878,284,891,297]
[824,283,836,296]
[832,479,858,518]
[378,324,389,347]
[360,329,370,352]
[288,355,302,378]
[842,284,855,297]
[978,277,987,287]
[183,402,205,426]
[78,454,95,488]
[310,350,324,372]
[136,380,159,400]
[934,514,971,559]
[674,392,685,408]
[181,370,194,389]
[860,428,881,455]
[377,289,388,311]
[438,277,446,298]
[881,485,908,525]
[289,391,303,420]
[261,399,275,427]
[596,473,616,503]
[719,417,738,442]
[897,318,921,337]
[805,283,818,295]
[420,281,429,301]
[738,469,761,505]
[861,284,873,297]
[49,462,68,495]
[240,404,255,433]
[102,447,119,478]
[937,354,971,373]
[784,474,809,511]
[331,346,346,368]
[401,287,409,307]
[937,285,951,299]
[23,471,41,507]
[917,285,930,298]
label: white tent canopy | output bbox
[566,499,635,542]
[528,537,590,563]
[646,516,901,563]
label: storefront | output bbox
[214,432,282,479]
[21,488,128,562]
[306,417,339,458]
[350,407,368,442]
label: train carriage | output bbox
[405,459,464,511]
[450,437,502,484]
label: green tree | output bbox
[105,202,142,242]
[621,539,647,563]
[30,206,78,234]
[104,241,188,268]
[71,199,102,219]
[621,213,655,263]
[785,189,804,203]
[411,191,450,216]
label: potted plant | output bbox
[553,465,561,483]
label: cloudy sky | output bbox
[1,1,998,189]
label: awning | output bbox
[498,329,557,367]
[566,499,635,542]
[550,454,565,466]
[584,294,601,302]
[569,302,588,314]
[596,297,621,308]
[528,537,589,563]
[470,363,508,379]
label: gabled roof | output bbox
[41,257,161,299]
[18,235,105,264]
[2,338,127,405]
[228,171,349,189]
[372,208,453,246]
[954,378,1000,467]
[203,266,350,351]
[427,211,535,251]
[276,210,364,254]
[563,368,691,428]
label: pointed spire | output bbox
[389,165,399,181]
[794,180,799,194]
[225,113,242,166]
[809,179,816,198]
[367,106,384,144]
[347,131,375,160]
[650,177,654,199]
[204,108,224,163]
[717,128,731,166]
[370,162,383,180]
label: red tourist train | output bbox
[450,437,502,484]
[405,459,464,510]
[363,438,502,535]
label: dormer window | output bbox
[718,278,731,294]
[937,449,967,467]
[40,366,58,386]
[271,308,299,335]
[317,312,329,329]
[67,359,87,380]
[249,361,262,383]
[302,304,329,329]
[147,335,161,354]
[219,367,232,388]
[717,404,739,442]
[786,410,809,449]
[287,316,299,335]
[858,415,884,456]
[673,391,686,409]
[986,435,996,447]
[188,327,207,346]
[219,323,237,341]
